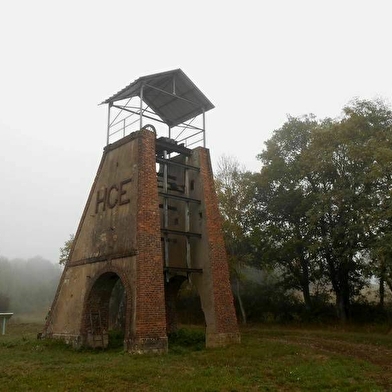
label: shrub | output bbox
[168,328,205,351]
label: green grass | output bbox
[1,322,391,391]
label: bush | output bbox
[235,280,302,323]
[175,282,205,325]
[349,299,392,324]
[107,330,124,349]
[168,328,205,351]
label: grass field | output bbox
[1,321,392,391]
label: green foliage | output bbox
[59,233,74,265]
[215,156,258,323]
[168,328,205,352]
[253,98,392,322]
[107,330,125,349]
[215,156,257,270]
[239,280,301,323]
[254,115,322,312]
[349,299,392,324]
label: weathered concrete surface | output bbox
[44,128,239,353]
[45,130,167,353]
[190,148,240,347]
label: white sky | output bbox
[1,0,391,263]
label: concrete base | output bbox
[50,333,83,349]
[125,336,168,354]
[206,332,241,348]
[86,332,109,348]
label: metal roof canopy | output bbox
[101,69,214,147]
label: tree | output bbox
[255,115,323,311]
[303,99,392,321]
[352,99,392,307]
[255,99,392,322]
[215,155,257,324]
[59,234,74,265]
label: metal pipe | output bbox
[164,236,169,269]
[185,156,191,268]
[163,149,169,267]
[173,117,197,141]
[176,130,204,144]
[106,103,112,145]
[186,138,204,148]
[163,150,168,213]
[111,112,136,128]
[109,96,134,128]
[109,105,124,128]
[112,105,166,125]
[116,104,155,116]
[139,84,144,130]
[202,108,206,147]
[110,113,139,128]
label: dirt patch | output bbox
[285,336,392,368]
[266,335,392,365]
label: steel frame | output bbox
[105,84,207,148]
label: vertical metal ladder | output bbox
[89,310,105,348]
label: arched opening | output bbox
[83,272,126,349]
[109,278,126,333]
[165,276,206,350]
[165,276,204,332]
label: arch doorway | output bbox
[165,276,204,334]
[82,271,127,349]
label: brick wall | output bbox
[197,148,240,336]
[131,130,168,351]
[165,276,187,334]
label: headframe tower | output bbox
[43,69,240,353]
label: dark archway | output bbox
[165,276,204,334]
[82,271,128,348]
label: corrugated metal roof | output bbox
[101,69,214,127]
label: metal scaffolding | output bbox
[101,69,214,148]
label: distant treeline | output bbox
[0,256,61,315]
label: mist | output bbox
[0,255,61,319]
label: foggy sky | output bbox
[1,0,391,263]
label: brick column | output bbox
[125,129,168,353]
[195,148,240,347]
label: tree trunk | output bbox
[297,247,312,312]
[335,269,350,323]
[235,278,247,325]
[326,250,350,323]
[324,250,346,322]
[336,292,348,324]
[301,280,312,312]
[379,276,385,309]
[299,255,312,311]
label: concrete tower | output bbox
[43,70,240,353]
